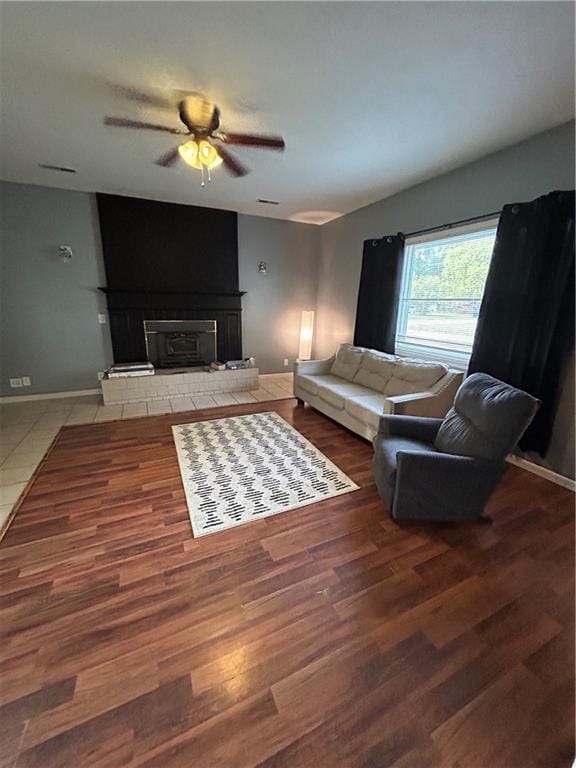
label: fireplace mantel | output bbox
[98,288,246,296]
[98,287,245,311]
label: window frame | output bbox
[395,218,499,369]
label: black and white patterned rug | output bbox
[172,412,359,537]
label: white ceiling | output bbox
[0,2,574,224]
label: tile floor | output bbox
[0,373,295,532]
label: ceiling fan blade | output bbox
[104,116,184,135]
[111,85,173,110]
[216,145,249,177]
[219,132,285,150]
[155,146,181,167]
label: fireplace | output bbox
[99,289,243,365]
[96,193,244,366]
[144,320,217,369]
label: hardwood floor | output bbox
[0,399,573,768]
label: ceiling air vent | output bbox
[257,199,279,205]
[38,164,77,173]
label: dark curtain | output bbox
[468,190,575,454]
[354,233,405,353]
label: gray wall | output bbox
[0,182,320,395]
[315,120,575,357]
[0,182,112,396]
[238,215,320,374]
[314,120,575,478]
[1,123,573,476]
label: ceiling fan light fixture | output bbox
[178,139,222,171]
[178,139,199,168]
[199,140,222,169]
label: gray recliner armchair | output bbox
[373,373,540,521]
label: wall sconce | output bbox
[298,310,315,361]
[257,261,267,274]
[59,245,73,262]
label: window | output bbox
[396,220,498,365]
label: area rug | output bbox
[172,411,359,537]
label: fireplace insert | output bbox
[144,320,217,369]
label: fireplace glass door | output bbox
[144,320,217,368]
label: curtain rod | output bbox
[402,210,501,240]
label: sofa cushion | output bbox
[384,359,448,397]
[315,378,374,411]
[330,343,365,381]
[353,350,396,393]
[345,394,389,431]
[296,373,320,396]
[435,372,540,460]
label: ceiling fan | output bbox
[104,92,285,184]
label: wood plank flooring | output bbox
[0,399,573,768]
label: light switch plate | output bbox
[22,376,31,387]
[9,378,23,388]
[98,313,107,324]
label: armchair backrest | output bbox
[434,373,540,461]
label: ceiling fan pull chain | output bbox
[207,166,212,183]
[200,164,205,187]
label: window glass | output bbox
[396,224,497,356]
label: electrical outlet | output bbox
[283,358,289,367]
[22,376,31,387]
[98,313,107,324]
[9,378,23,388]
[97,371,104,381]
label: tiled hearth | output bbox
[0,372,294,536]
[102,367,259,405]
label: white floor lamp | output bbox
[298,310,315,361]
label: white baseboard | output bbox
[0,388,101,404]
[506,454,576,492]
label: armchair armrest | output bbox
[377,414,444,443]
[393,450,504,521]
[294,355,335,376]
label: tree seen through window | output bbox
[397,226,497,354]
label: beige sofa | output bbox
[294,343,463,441]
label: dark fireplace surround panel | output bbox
[96,193,243,366]
[100,289,243,365]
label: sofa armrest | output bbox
[383,369,463,418]
[386,391,438,416]
[429,369,463,415]
[393,450,504,521]
[294,355,335,376]
[377,414,444,443]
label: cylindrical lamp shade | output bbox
[298,310,315,361]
